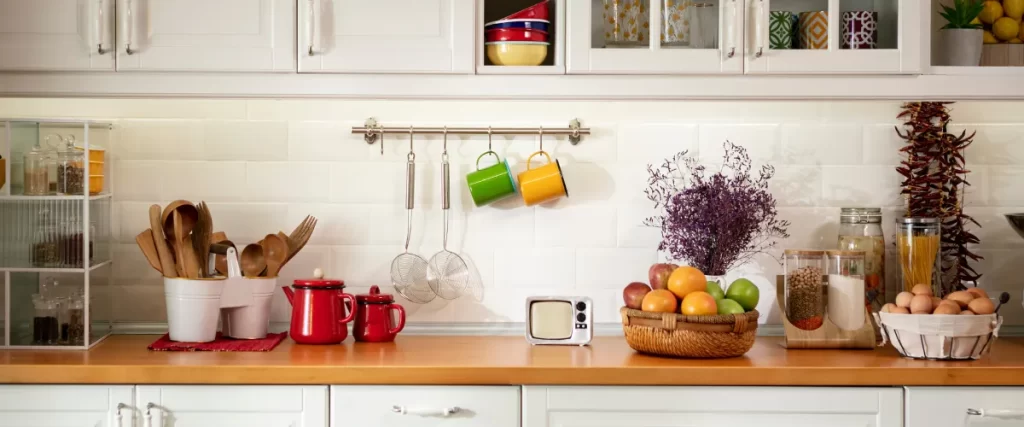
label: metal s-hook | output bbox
[407,126,415,162]
[487,126,493,151]
[441,126,449,162]
[538,126,544,152]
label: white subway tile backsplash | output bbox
[462,206,535,248]
[204,120,287,161]
[535,205,617,248]
[863,124,904,165]
[329,162,403,205]
[286,203,371,246]
[989,167,1024,206]
[561,162,617,202]
[288,121,371,162]
[117,120,204,160]
[822,166,902,207]
[245,162,329,202]
[958,124,1024,165]
[617,204,662,249]
[699,124,780,163]
[576,248,657,289]
[330,246,406,288]
[770,166,823,207]
[493,248,575,288]
[204,203,289,244]
[618,124,699,164]
[781,124,863,165]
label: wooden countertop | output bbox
[2,335,1024,386]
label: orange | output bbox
[667,266,707,300]
[641,289,678,313]
[681,291,718,316]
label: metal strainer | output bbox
[391,128,434,304]
[427,128,469,300]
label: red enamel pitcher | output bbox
[353,286,406,342]
[282,272,356,345]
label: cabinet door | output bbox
[115,0,296,72]
[566,0,744,74]
[0,385,133,426]
[523,386,903,427]
[136,385,327,427]
[331,385,520,427]
[298,0,474,73]
[744,0,922,74]
[0,0,115,71]
[906,387,1024,427]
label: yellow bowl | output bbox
[89,161,104,174]
[89,174,104,195]
[75,146,106,162]
[486,42,548,66]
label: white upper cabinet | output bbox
[0,385,133,426]
[115,0,296,72]
[0,0,116,71]
[744,0,922,74]
[566,0,744,74]
[298,0,475,73]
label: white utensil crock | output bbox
[164,277,227,342]
[221,277,278,339]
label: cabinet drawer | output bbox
[331,386,519,427]
[906,387,1024,427]
[524,386,903,427]
[138,385,327,427]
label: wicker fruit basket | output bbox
[620,307,759,358]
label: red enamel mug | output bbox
[353,286,406,342]
[282,275,356,345]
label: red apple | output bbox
[623,282,652,309]
[648,263,678,291]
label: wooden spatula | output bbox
[135,229,162,275]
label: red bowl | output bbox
[485,28,549,43]
[502,0,550,21]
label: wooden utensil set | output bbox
[134,200,317,279]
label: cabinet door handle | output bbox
[392,405,461,417]
[122,0,135,55]
[95,0,109,54]
[967,408,1024,419]
[144,402,157,427]
[754,0,765,58]
[114,403,127,427]
[307,0,316,55]
[724,0,737,58]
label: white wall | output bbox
[1,98,1021,327]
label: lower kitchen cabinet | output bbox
[331,385,520,427]
[137,385,327,427]
[0,385,132,426]
[522,386,903,427]
[906,387,1024,427]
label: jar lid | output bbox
[825,250,866,257]
[784,249,825,256]
[898,217,939,224]
[356,285,394,303]
[293,268,344,288]
[840,207,881,217]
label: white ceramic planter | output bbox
[938,29,983,66]
[221,277,278,339]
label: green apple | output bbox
[717,298,745,315]
[725,278,760,311]
[705,281,726,300]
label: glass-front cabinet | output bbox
[745,0,922,74]
[567,0,744,73]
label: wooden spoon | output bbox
[240,244,267,278]
[135,229,162,275]
[213,239,235,276]
[161,200,198,238]
[149,204,178,278]
[261,234,288,278]
[172,211,189,278]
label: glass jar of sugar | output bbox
[826,250,866,331]
[838,207,885,312]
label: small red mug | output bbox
[353,286,406,342]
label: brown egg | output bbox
[945,291,975,308]
[880,303,897,313]
[933,304,960,315]
[895,291,915,308]
[910,294,934,314]
[890,306,910,314]
[937,299,961,311]
[968,297,996,315]
[966,287,989,299]
[931,296,943,308]
[960,310,976,315]
[912,284,933,296]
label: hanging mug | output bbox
[518,151,567,206]
[466,151,517,207]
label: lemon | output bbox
[980,0,1004,24]
[1011,38,1024,43]
[994,17,1019,40]
[1005,0,1024,20]
[985,30,1000,43]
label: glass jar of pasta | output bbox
[896,217,941,295]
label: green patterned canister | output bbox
[769,11,795,50]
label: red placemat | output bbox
[148,332,287,352]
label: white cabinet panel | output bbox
[906,387,1024,427]
[136,385,327,427]
[115,0,296,72]
[0,385,132,426]
[331,385,519,427]
[523,386,903,427]
[298,0,474,73]
[0,0,116,71]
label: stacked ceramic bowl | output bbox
[485,1,549,66]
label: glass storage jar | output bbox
[56,137,85,195]
[784,249,825,331]
[31,294,58,344]
[896,217,941,294]
[838,207,885,310]
[68,292,85,345]
[22,143,51,196]
[826,250,866,331]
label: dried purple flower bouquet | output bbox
[644,141,790,276]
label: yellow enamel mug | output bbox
[518,151,568,206]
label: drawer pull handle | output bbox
[115,403,127,427]
[967,408,1024,419]
[144,402,157,427]
[392,405,461,417]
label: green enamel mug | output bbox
[466,151,517,207]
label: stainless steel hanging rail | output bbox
[352,118,590,145]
